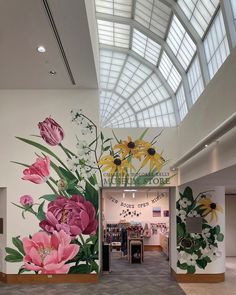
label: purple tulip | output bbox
[39,195,98,237]
[38,117,64,146]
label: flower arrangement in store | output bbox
[5,109,167,274]
[176,186,224,274]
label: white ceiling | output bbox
[0,0,98,89]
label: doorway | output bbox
[101,187,170,276]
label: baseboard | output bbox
[0,273,99,284]
[144,245,162,251]
[171,268,225,283]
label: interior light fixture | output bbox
[132,192,135,198]
[204,144,208,148]
[124,189,137,192]
[123,192,125,199]
[49,70,56,75]
[37,46,46,53]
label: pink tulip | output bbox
[22,156,50,184]
[22,230,79,274]
[20,195,34,206]
[38,117,64,146]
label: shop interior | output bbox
[101,188,170,273]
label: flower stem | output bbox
[46,181,58,195]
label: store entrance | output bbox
[101,187,170,275]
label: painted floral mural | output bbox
[5,109,167,274]
[177,187,224,274]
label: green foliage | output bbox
[39,194,57,202]
[84,181,98,211]
[5,247,23,262]
[37,201,45,221]
[12,237,25,255]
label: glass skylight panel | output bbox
[166,15,196,70]
[137,99,176,127]
[203,10,230,79]
[177,0,220,38]
[132,29,161,65]
[100,91,124,126]
[176,84,188,121]
[231,0,236,27]
[100,49,126,90]
[97,19,130,48]
[105,103,137,128]
[134,0,171,39]
[187,56,204,104]
[95,0,132,18]
[159,52,182,92]
[116,56,152,98]
[129,73,170,112]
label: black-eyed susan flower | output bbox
[139,143,165,171]
[198,198,223,222]
[98,155,134,177]
[113,136,147,159]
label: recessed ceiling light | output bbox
[49,70,56,75]
[124,189,137,192]
[37,46,46,53]
[205,144,208,148]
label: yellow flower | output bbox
[98,155,134,176]
[198,198,223,222]
[139,143,165,171]
[113,136,147,159]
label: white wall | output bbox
[170,187,177,272]
[102,189,169,245]
[0,188,7,273]
[225,195,236,256]
[0,89,99,273]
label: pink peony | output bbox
[39,195,98,237]
[22,156,50,184]
[22,230,79,274]
[20,195,34,206]
[38,117,64,146]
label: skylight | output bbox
[167,15,196,70]
[187,56,204,103]
[177,0,220,38]
[115,56,152,99]
[176,84,188,121]
[95,0,132,18]
[104,103,136,128]
[134,0,171,39]
[97,19,130,48]
[132,29,161,65]
[203,9,230,79]
[159,52,182,92]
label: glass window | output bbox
[178,0,219,38]
[230,0,236,28]
[134,0,171,39]
[132,29,161,65]
[95,0,132,18]
[159,52,182,92]
[97,19,130,48]
[203,10,230,79]
[187,56,204,103]
[176,84,188,121]
[167,15,196,70]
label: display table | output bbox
[128,237,144,263]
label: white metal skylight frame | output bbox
[95,0,235,128]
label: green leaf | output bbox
[182,187,194,202]
[187,265,196,274]
[5,255,23,262]
[103,138,113,143]
[68,264,91,274]
[18,268,31,274]
[58,167,77,182]
[217,233,224,242]
[177,223,186,237]
[196,259,207,269]
[139,128,149,140]
[112,130,120,143]
[12,237,25,255]
[15,137,67,169]
[90,261,99,273]
[177,261,188,270]
[11,161,29,168]
[39,194,57,202]
[37,201,46,221]
[84,181,98,211]
[66,187,83,195]
[215,225,221,235]
[11,202,25,210]
[103,146,110,151]
[101,132,104,141]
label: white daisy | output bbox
[179,198,192,208]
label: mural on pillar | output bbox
[176,187,224,274]
[5,109,169,275]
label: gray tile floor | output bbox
[0,251,186,295]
